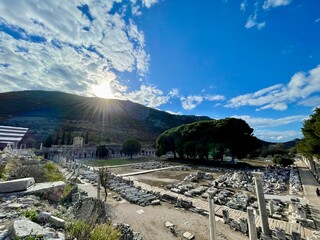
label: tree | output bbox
[155,118,260,161]
[99,168,112,202]
[61,131,66,145]
[297,108,320,158]
[122,140,141,159]
[67,131,72,145]
[272,154,294,166]
[96,145,108,158]
[85,131,89,144]
[44,135,53,147]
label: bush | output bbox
[44,162,65,182]
[272,154,294,166]
[91,224,120,240]
[20,209,38,222]
[60,183,77,203]
[68,221,93,240]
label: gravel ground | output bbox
[78,181,249,240]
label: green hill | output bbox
[0,90,210,147]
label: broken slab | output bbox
[49,216,65,229]
[183,231,195,240]
[0,177,35,193]
[165,222,175,228]
[8,219,56,239]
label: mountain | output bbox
[0,90,210,147]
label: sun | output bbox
[91,82,114,99]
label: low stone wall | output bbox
[0,177,35,193]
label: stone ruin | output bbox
[132,162,172,170]
[113,223,143,240]
[79,168,161,207]
[183,170,213,182]
[107,175,160,206]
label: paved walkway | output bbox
[296,159,320,229]
[120,165,184,177]
[128,177,313,239]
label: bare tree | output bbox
[99,168,112,202]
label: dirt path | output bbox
[296,159,320,229]
[77,181,248,240]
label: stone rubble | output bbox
[131,162,172,170]
[113,223,143,240]
[289,167,303,195]
[183,170,213,182]
[108,177,160,206]
[0,195,65,240]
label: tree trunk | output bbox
[104,187,107,202]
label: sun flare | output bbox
[92,82,114,99]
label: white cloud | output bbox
[180,95,203,110]
[115,85,170,108]
[245,15,266,30]
[0,0,154,97]
[240,0,247,12]
[298,96,320,107]
[263,0,292,9]
[169,88,180,97]
[232,115,307,128]
[205,95,225,101]
[254,130,301,142]
[178,94,225,110]
[165,110,182,115]
[142,0,159,8]
[226,65,320,111]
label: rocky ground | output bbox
[78,177,249,240]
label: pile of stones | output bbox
[108,175,160,206]
[212,167,291,195]
[212,170,254,192]
[132,162,172,170]
[0,195,66,240]
[262,167,289,194]
[80,170,98,182]
[166,183,208,197]
[289,167,302,195]
[113,223,143,240]
[184,171,214,182]
[226,192,249,210]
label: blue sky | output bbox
[0,0,319,142]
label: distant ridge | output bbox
[0,90,210,147]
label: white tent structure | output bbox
[0,125,29,149]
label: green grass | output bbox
[79,158,155,167]
[238,159,272,167]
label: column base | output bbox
[260,233,272,240]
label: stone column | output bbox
[247,207,258,240]
[269,200,275,216]
[222,209,229,224]
[97,172,101,200]
[253,173,271,238]
[208,194,217,240]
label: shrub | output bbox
[20,209,38,222]
[272,154,294,166]
[60,182,77,203]
[44,162,65,182]
[68,221,93,240]
[91,224,120,240]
